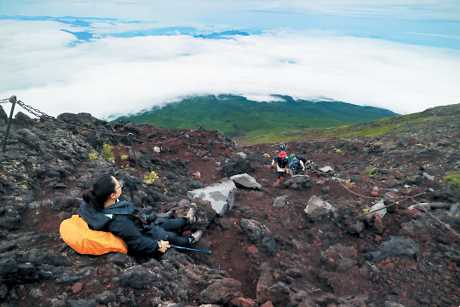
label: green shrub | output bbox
[144,171,159,185]
[444,171,460,188]
[102,144,115,163]
[88,150,99,161]
[366,166,378,177]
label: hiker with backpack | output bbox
[287,153,306,176]
[271,144,289,186]
[76,174,202,256]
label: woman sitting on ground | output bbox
[78,174,202,256]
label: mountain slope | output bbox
[0,103,459,306]
[115,95,396,140]
[295,102,460,141]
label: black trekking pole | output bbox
[170,244,212,255]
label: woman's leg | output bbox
[149,225,191,246]
[155,217,187,231]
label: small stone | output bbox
[319,166,334,173]
[230,297,256,307]
[71,282,83,294]
[371,186,380,197]
[67,299,97,307]
[304,195,336,219]
[246,245,258,255]
[422,172,434,181]
[236,152,248,159]
[273,195,288,208]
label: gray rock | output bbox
[14,112,36,127]
[0,205,22,230]
[188,180,236,215]
[236,152,247,159]
[273,195,289,208]
[0,257,42,284]
[422,172,435,181]
[119,265,158,289]
[240,218,271,242]
[283,175,312,190]
[0,283,8,300]
[94,291,116,304]
[261,236,278,255]
[321,244,358,272]
[200,278,242,304]
[268,282,291,306]
[67,299,97,307]
[107,253,131,267]
[240,219,277,255]
[384,301,406,307]
[230,173,262,190]
[366,236,419,262]
[56,272,82,284]
[222,158,254,177]
[50,298,66,307]
[319,166,334,173]
[17,128,42,151]
[0,105,7,123]
[304,195,336,219]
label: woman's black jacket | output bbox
[78,200,159,256]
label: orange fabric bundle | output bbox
[59,215,127,255]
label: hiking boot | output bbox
[190,230,203,244]
[186,207,197,224]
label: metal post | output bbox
[2,96,17,152]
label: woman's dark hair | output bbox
[82,174,116,210]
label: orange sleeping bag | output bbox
[59,215,127,255]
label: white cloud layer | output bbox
[0,20,459,118]
[3,0,460,21]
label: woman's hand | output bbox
[158,240,171,253]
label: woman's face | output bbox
[111,176,123,200]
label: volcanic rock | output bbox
[188,180,236,215]
[231,173,262,190]
[304,195,336,219]
[366,236,419,262]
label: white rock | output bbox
[369,199,387,218]
[188,180,237,215]
[422,172,434,181]
[304,195,336,218]
[273,195,289,208]
[230,173,262,190]
[319,166,334,173]
[236,152,247,159]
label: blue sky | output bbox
[0,1,459,117]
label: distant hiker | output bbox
[287,153,306,176]
[271,149,289,186]
[78,174,202,256]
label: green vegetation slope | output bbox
[115,95,396,142]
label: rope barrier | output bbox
[338,180,380,200]
[1,96,211,147]
[357,191,427,218]
[424,209,460,239]
[0,96,154,149]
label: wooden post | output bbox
[2,96,17,152]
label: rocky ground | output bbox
[0,106,459,307]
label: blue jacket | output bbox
[78,200,159,256]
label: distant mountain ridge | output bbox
[115,94,396,141]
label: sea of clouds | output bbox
[0,18,459,118]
